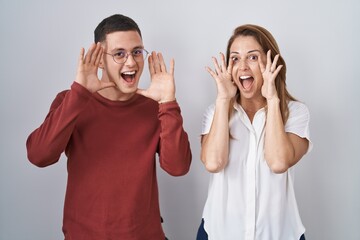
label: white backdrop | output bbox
[1,0,359,239]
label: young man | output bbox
[26,14,192,240]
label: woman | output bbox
[197,24,312,240]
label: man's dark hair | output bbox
[94,14,142,43]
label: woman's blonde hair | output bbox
[226,24,296,123]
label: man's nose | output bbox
[124,53,137,66]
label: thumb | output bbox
[78,48,85,64]
[169,58,175,75]
[136,88,148,97]
[99,82,116,90]
[258,57,266,73]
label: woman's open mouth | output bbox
[240,75,254,90]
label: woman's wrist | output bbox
[267,97,280,106]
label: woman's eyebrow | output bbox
[230,49,261,55]
[248,49,261,54]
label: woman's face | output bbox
[230,35,266,102]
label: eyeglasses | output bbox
[104,48,149,64]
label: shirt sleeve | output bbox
[285,101,313,153]
[26,82,92,167]
[157,101,192,176]
[201,104,216,135]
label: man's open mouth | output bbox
[121,71,136,83]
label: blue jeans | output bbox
[196,219,306,240]
[196,219,208,240]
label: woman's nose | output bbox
[238,58,249,70]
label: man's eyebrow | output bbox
[132,45,145,50]
[111,46,144,52]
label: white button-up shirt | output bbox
[201,101,312,240]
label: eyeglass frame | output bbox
[104,48,149,64]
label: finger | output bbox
[212,57,221,75]
[78,47,85,66]
[205,66,217,79]
[91,42,101,64]
[266,50,272,71]
[169,58,175,75]
[148,54,155,75]
[257,54,266,73]
[152,51,161,73]
[94,44,103,66]
[227,56,234,75]
[271,54,280,73]
[157,52,167,72]
[84,43,96,64]
[273,64,283,77]
[220,52,227,73]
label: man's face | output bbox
[101,31,145,100]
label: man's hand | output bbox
[75,42,115,93]
[137,51,176,103]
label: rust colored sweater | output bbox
[26,82,192,240]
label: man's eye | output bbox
[132,49,143,56]
[114,51,126,58]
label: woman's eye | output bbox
[248,55,258,61]
[231,56,239,62]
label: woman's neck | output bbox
[239,97,266,122]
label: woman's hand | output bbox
[258,50,283,101]
[206,53,237,101]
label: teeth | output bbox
[122,71,136,75]
[240,76,251,80]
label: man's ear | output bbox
[99,58,104,70]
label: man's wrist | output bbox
[159,98,176,104]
